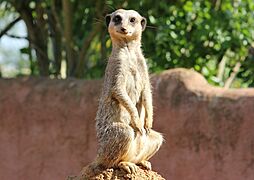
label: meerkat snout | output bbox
[121,27,127,34]
[105,9,147,39]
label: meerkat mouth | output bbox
[116,31,132,36]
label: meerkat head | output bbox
[105,9,147,41]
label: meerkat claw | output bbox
[145,127,151,134]
[138,160,152,170]
[118,162,139,174]
[132,126,144,136]
[139,128,146,136]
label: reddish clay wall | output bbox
[0,68,254,180]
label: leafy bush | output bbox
[144,0,254,87]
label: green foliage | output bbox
[0,0,254,88]
[148,0,254,87]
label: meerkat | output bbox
[82,9,163,178]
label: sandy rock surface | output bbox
[68,167,165,180]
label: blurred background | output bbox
[0,0,254,88]
[1,1,254,180]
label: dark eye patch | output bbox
[113,15,122,25]
[130,17,136,23]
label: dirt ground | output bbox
[68,167,165,180]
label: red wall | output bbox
[0,68,254,180]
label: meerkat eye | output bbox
[130,17,136,23]
[113,15,122,24]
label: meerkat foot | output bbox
[118,161,139,174]
[137,160,152,170]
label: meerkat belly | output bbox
[126,67,145,126]
[126,72,142,103]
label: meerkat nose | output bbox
[121,27,127,33]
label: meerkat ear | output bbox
[105,14,111,27]
[141,17,147,31]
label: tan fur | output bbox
[82,9,163,178]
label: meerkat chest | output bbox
[120,49,142,77]
[119,49,144,96]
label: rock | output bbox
[68,167,165,180]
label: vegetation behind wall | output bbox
[0,0,254,87]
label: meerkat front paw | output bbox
[118,161,139,174]
[137,160,152,170]
[144,120,152,133]
[134,126,145,136]
[145,127,151,134]
[131,115,144,135]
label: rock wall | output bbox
[0,68,254,180]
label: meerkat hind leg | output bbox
[99,123,144,174]
[116,127,140,174]
[135,129,163,169]
[97,123,137,169]
[118,129,163,172]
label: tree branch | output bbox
[224,56,246,88]
[51,0,63,34]
[0,16,21,38]
[215,0,222,11]
[75,24,102,77]
[224,62,241,88]
[75,0,107,77]
[216,49,230,82]
[62,0,76,76]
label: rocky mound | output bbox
[68,167,165,180]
